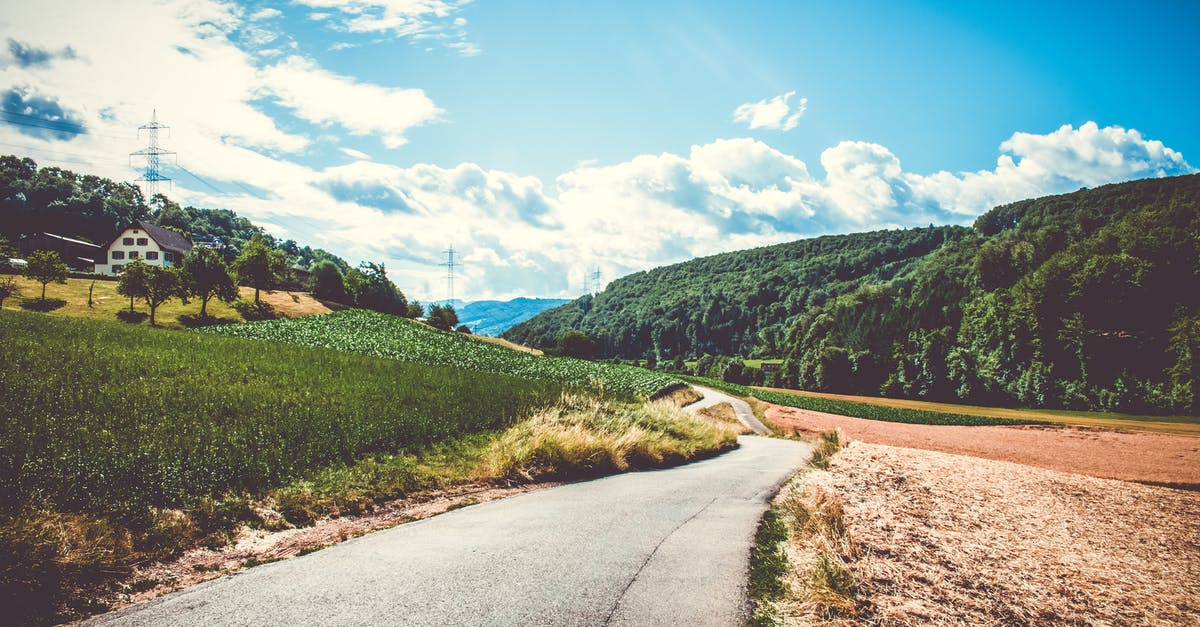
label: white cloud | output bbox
[258,55,442,148]
[339,147,371,159]
[293,0,479,55]
[249,7,282,21]
[733,91,807,131]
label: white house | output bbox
[94,220,194,276]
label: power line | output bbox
[130,109,175,197]
[440,245,458,307]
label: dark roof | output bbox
[133,219,193,256]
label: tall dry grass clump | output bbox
[476,392,739,483]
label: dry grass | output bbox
[471,334,545,355]
[756,385,1200,435]
[786,442,1200,625]
[694,401,751,434]
[475,393,738,483]
[655,385,705,408]
[1,275,331,329]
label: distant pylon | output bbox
[129,109,176,198]
[441,245,457,307]
[591,266,602,295]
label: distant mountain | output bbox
[455,298,572,336]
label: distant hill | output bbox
[506,174,1200,416]
[458,298,571,336]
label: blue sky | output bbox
[0,0,1196,301]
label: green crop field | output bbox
[681,376,1049,427]
[0,310,561,518]
[197,310,685,399]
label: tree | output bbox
[308,260,347,302]
[182,246,237,318]
[428,304,459,331]
[230,234,290,304]
[455,324,472,334]
[0,275,18,309]
[349,262,407,315]
[143,265,184,325]
[117,258,149,312]
[0,234,15,272]
[644,350,657,370]
[406,301,424,318]
[558,330,596,359]
[23,250,68,301]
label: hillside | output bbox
[508,173,1200,416]
[504,226,966,358]
[458,297,571,336]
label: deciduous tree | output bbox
[23,250,68,301]
[230,234,289,304]
[182,246,237,318]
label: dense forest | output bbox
[506,174,1200,415]
[0,155,349,272]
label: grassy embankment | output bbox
[755,386,1200,435]
[680,376,1049,427]
[1,274,333,328]
[0,310,726,623]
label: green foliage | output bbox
[182,246,237,319]
[230,234,290,304]
[345,262,408,316]
[22,250,68,300]
[427,304,459,331]
[198,309,684,399]
[116,258,149,312]
[308,260,347,302]
[557,330,596,359]
[142,265,185,326]
[0,276,18,309]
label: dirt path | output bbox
[766,405,1200,488]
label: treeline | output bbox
[509,174,1200,415]
[0,155,348,272]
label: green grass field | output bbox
[681,376,1049,427]
[1,275,333,329]
[197,310,685,399]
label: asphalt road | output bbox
[687,385,772,434]
[88,436,810,626]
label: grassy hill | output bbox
[508,174,1200,416]
[198,309,684,399]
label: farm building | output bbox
[17,232,103,272]
[94,220,193,276]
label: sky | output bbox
[0,0,1197,302]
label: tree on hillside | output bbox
[143,265,185,326]
[0,276,18,309]
[407,300,424,318]
[182,246,237,319]
[23,250,68,301]
[558,330,596,360]
[117,259,149,312]
[0,234,15,272]
[428,304,459,331]
[230,234,290,304]
[308,260,347,302]
[346,262,408,315]
[455,324,472,334]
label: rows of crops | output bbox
[197,310,684,399]
[0,311,561,517]
[681,376,1050,427]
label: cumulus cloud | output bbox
[733,91,807,131]
[259,55,442,148]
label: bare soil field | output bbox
[766,405,1200,489]
[800,442,1200,625]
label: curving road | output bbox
[87,434,809,626]
[687,385,772,435]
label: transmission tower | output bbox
[591,266,602,295]
[440,245,458,307]
[129,109,176,198]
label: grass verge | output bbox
[751,431,858,625]
[680,376,1048,427]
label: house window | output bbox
[136,238,148,246]
[111,251,125,260]
[163,252,174,263]
[129,251,139,258]
[112,264,123,273]
[123,237,134,245]
[146,251,159,260]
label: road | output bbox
[687,385,772,434]
[88,436,810,626]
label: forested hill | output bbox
[506,173,1200,416]
[504,225,969,358]
[0,155,349,271]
